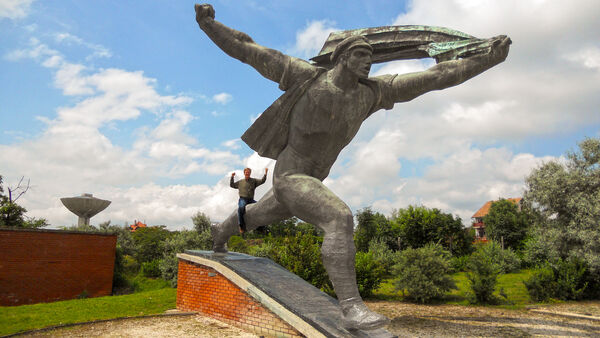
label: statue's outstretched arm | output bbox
[195,4,288,83]
[388,35,511,103]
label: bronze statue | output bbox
[195,3,510,330]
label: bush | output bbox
[355,251,386,298]
[228,235,250,253]
[368,239,400,275]
[268,232,333,294]
[474,241,521,274]
[523,266,556,302]
[141,259,161,278]
[248,241,275,258]
[160,229,212,287]
[467,244,502,304]
[450,255,470,272]
[521,235,560,268]
[392,243,456,303]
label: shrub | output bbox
[521,235,560,268]
[368,239,400,275]
[355,251,386,298]
[228,235,250,253]
[524,257,589,301]
[467,244,502,304]
[268,232,333,294]
[248,241,275,258]
[392,243,456,303]
[474,241,521,274]
[160,229,212,287]
[450,255,470,272]
[141,259,161,278]
[523,266,556,302]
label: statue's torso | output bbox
[275,72,375,180]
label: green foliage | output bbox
[141,259,161,278]
[368,239,400,275]
[355,251,386,297]
[354,207,398,252]
[475,241,521,274]
[450,255,471,272]
[391,205,473,256]
[467,243,502,304]
[0,288,176,336]
[228,235,250,253]
[191,211,211,233]
[160,229,212,287]
[131,226,170,263]
[524,137,600,274]
[268,232,333,294]
[524,257,589,301]
[392,243,457,303]
[521,234,560,268]
[483,199,529,250]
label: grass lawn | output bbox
[372,269,536,308]
[0,282,176,336]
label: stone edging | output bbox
[529,309,600,322]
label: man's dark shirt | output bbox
[230,174,267,200]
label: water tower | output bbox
[60,193,111,226]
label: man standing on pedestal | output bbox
[230,168,267,233]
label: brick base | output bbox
[176,259,303,337]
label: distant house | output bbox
[471,197,522,242]
[129,220,147,232]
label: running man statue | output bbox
[195,3,510,330]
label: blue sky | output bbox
[1,0,599,229]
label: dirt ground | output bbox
[16,301,600,337]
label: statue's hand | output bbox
[195,3,215,24]
[489,35,511,63]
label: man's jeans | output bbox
[238,197,256,232]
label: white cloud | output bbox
[54,32,112,60]
[212,92,232,104]
[565,46,600,71]
[289,20,339,59]
[0,0,34,19]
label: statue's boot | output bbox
[339,297,390,330]
[321,237,390,330]
[211,212,238,253]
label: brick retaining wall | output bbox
[176,258,303,337]
[0,228,117,306]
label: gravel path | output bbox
[16,301,600,337]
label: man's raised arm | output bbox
[387,35,512,103]
[195,4,288,83]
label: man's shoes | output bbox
[239,224,247,234]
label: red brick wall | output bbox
[0,228,117,306]
[177,259,304,337]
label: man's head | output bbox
[243,168,251,179]
[330,36,373,78]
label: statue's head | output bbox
[330,36,373,78]
[244,167,251,179]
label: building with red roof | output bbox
[471,198,522,242]
[129,220,147,232]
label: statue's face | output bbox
[244,169,251,179]
[345,47,372,78]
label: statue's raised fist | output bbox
[195,4,215,23]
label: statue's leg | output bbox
[212,188,291,252]
[273,173,390,330]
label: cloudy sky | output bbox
[1,0,599,230]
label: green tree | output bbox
[391,205,473,256]
[191,211,211,233]
[524,137,600,276]
[483,199,529,250]
[160,229,212,286]
[354,207,397,252]
[131,226,170,263]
